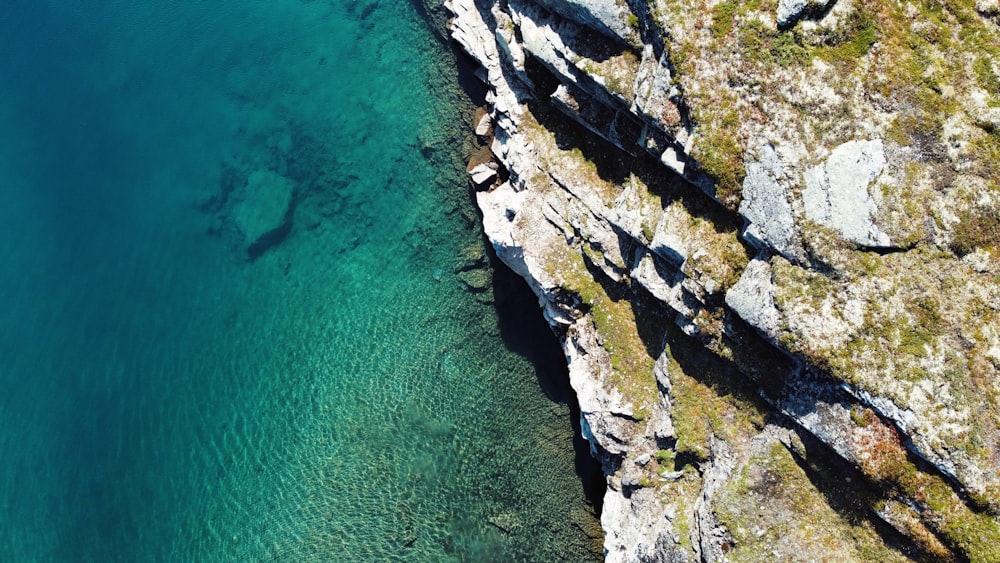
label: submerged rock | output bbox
[233,169,295,259]
[457,267,491,292]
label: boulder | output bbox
[474,111,492,136]
[725,258,782,341]
[457,268,492,292]
[468,161,498,186]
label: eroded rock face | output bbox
[447,0,1000,559]
[529,0,633,44]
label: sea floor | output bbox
[0,1,601,560]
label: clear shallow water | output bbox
[0,1,601,560]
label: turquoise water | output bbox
[0,1,601,560]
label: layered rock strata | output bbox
[447,0,1000,560]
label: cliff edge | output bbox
[446,0,1000,559]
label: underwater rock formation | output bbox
[233,169,296,259]
[447,0,1000,559]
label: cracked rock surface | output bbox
[445,0,1000,559]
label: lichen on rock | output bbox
[446,0,1000,558]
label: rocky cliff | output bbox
[444,0,1000,559]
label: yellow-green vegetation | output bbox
[691,97,745,210]
[666,471,702,552]
[951,203,1000,256]
[877,500,954,560]
[773,247,1000,463]
[660,341,766,462]
[860,0,1000,208]
[677,208,750,291]
[714,440,912,562]
[770,243,1000,557]
[577,49,642,104]
[654,448,676,470]
[543,244,660,407]
[710,0,738,39]
[652,0,1000,220]
[811,7,878,69]
[737,19,810,68]
[627,13,640,31]
[522,104,624,204]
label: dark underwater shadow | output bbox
[485,237,607,517]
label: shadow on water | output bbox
[442,26,607,518]
[486,239,607,516]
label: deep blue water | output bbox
[0,1,600,560]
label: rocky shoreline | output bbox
[444,0,1000,560]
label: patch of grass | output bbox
[773,30,810,67]
[975,56,1000,93]
[627,13,640,31]
[714,441,913,562]
[818,7,878,67]
[736,19,809,68]
[668,368,713,461]
[662,337,767,463]
[710,0,737,39]
[654,448,676,469]
[950,204,1000,256]
[693,101,744,210]
[554,247,659,407]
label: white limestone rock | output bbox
[475,112,492,136]
[802,139,891,247]
[528,0,633,44]
[977,0,999,18]
[468,161,499,186]
[602,486,691,563]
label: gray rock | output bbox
[725,258,782,341]
[621,472,641,489]
[739,142,804,262]
[802,139,891,247]
[650,403,676,444]
[659,470,684,481]
[636,453,652,466]
[527,0,632,43]
[776,0,835,27]
[978,0,1000,18]
[693,439,736,563]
